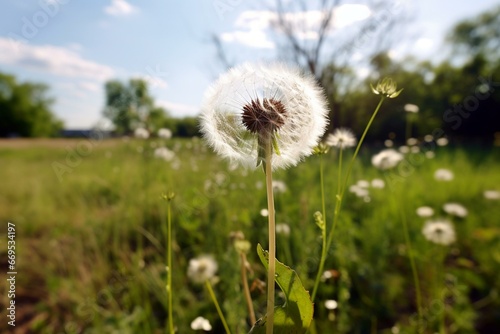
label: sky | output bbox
[0,0,498,129]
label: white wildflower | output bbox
[371,178,385,189]
[416,206,434,218]
[158,128,172,139]
[349,185,369,198]
[187,255,218,284]
[154,147,175,161]
[134,127,149,139]
[200,62,329,170]
[434,168,454,181]
[422,220,456,245]
[326,128,357,149]
[443,203,468,218]
[484,190,500,200]
[371,149,404,170]
[191,316,212,331]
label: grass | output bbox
[0,138,499,333]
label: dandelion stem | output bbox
[205,280,232,334]
[264,139,276,334]
[166,197,174,334]
[240,252,257,325]
[311,155,327,302]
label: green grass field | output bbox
[1,138,499,333]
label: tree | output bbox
[0,72,62,137]
[103,78,169,135]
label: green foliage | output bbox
[0,72,63,137]
[249,244,313,333]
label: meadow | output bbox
[1,137,499,333]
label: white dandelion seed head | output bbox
[260,208,269,217]
[276,223,291,236]
[484,190,500,200]
[325,299,338,310]
[422,220,456,245]
[190,316,212,331]
[371,178,385,189]
[134,127,149,139]
[371,149,404,170]
[158,128,172,139]
[272,180,288,194]
[187,255,218,284]
[436,137,449,146]
[200,62,329,170]
[416,206,434,218]
[443,203,468,218]
[434,168,454,181]
[326,128,357,149]
[404,103,419,113]
[154,147,175,161]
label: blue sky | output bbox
[1,0,498,129]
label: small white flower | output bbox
[324,299,338,310]
[349,185,369,198]
[200,62,329,170]
[276,223,291,236]
[272,180,288,194]
[404,104,419,113]
[326,128,357,149]
[436,137,449,146]
[356,180,370,188]
[371,178,385,189]
[371,149,404,170]
[434,168,454,181]
[422,220,456,245]
[416,206,434,218]
[443,203,468,218]
[134,127,149,139]
[191,316,212,331]
[158,128,172,139]
[484,190,500,200]
[187,255,218,284]
[154,147,175,161]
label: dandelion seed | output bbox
[158,128,172,139]
[134,127,149,139]
[484,190,500,200]
[191,316,212,331]
[422,220,456,245]
[200,62,328,170]
[272,180,287,194]
[371,179,385,189]
[404,104,419,113]
[326,128,357,149]
[187,255,218,285]
[276,223,291,236]
[154,147,175,161]
[443,203,468,218]
[371,149,404,170]
[416,206,434,218]
[436,137,449,146]
[434,168,454,181]
[325,299,338,310]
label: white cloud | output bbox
[221,29,275,49]
[333,4,371,29]
[104,0,136,17]
[158,100,199,117]
[0,37,114,82]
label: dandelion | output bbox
[326,128,357,149]
[424,134,434,142]
[158,128,172,139]
[406,138,418,146]
[443,203,468,218]
[416,206,434,218]
[484,190,500,200]
[404,104,419,113]
[422,220,456,245]
[260,209,269,217]
[371,178,385,189]
[191,316,212,331]
[399,145,410,154]
[371,149,404,170]
[200,62,328,170]
[272,180,287,194]
[436,137,449,146]
[370,77,403,98]
[434,168,454,181]
[154,147,175,161]
[324,299,338,310]
[134,127,149,139]
[384,139,394,147]
[187,255,218,285]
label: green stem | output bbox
[240,252,256,325]
[265,139,276,334]
[311,155,327,302]
[166,199,174,334]
[205,280,232,334]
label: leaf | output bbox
[249,244,313,334]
